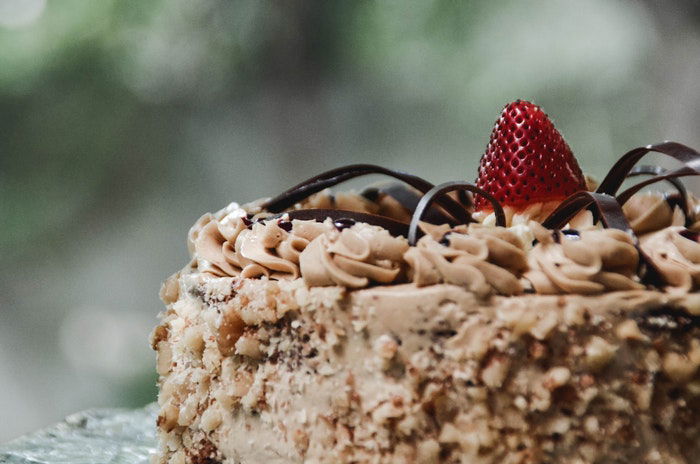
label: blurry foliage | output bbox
[1,0,700,442]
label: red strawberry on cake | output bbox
[474,100,588,224]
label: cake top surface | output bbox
[177,100,700,298]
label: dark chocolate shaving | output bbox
[262,164,470,224]
[626,165,688,201]
[597,141,700,196]
[541,191,668,286]
[542,191,631,231]
[408,181,505,245]
[283,209,409,238]
[333,218,356,231]
[360,186,380,202]
[623,165,690,220]
[277,219,293,232]
[680,229,699,242]
[377,183,453,224]
[617,165,699,214]
[456,189,473,208]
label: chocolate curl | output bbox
[617,164,700,211]
[284,209,410,238]
[541,191,667,286]
[622,165,691,221]
[620,162,700,283]
[408,181,504,246]
[625,165,688,201]
[597,141,700,196]
[362,183,453,224]
[541,191,631,231]
[263,164,471,224]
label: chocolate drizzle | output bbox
[408,181,504,245]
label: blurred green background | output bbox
[2,0,700,442]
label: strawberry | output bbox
[474,100,587,211]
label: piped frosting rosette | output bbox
[404,224,527,297]
[188,203,408,288]
[640,226,700,293]
[524,222,643,294]
[299,222,408,288]
[623,193,685,235]
[189,204,328,279]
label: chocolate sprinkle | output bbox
[551,230,561,243]
[277,220,293,232]
[439,232,451,246]
[561,229,580,237]
[333,218,356,231]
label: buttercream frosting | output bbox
[189,203,328,279]
[299,222,409,288]
[524,221,643,294]
[189,203,408,289]
[405,224,527,297]
[640,226,700,292]
[623,192,685,235]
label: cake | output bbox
[151,101,700,464]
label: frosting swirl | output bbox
[299,222,409,288]
[189,203,329,279]
[189,202,407,288]
[404,224,527,297]
[640,226,700,292]
[186,192,700,295]
[524,222,643,294]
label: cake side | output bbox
[152,275,700,464]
